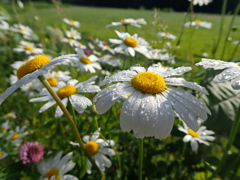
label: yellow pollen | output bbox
[24,45,34,51]
[16,55,51,79]
[85,141,99,155]
[44,169,60,180]
[69,19,75,24]
[194,20,202,24]
[70,33,75,37]
[0,151,3,157]
[123,37,138,47]
[57,85,77,98]
[80,57,91,64]
[131,72,167,94]
[46,77,58,87]
[188,129,200,137]
[10,133,20,141]
[126,94,131,97]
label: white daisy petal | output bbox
[39,100,56,113]
[183,135,192,142]
[161,67,192,77]
[55,98,68,117]
[99,148,116,156]
[190,139,199,151]
[213,67,240,82]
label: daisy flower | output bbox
[70,48,102,73]
[189,0,213,6]
[0,120,10,136]
[184,20,212,29]
[10,23,34,39]
[19,141,44,164]
[93,64,210,139]
[157,32,177,40]
[178,121,215,151]
[99,54,121,67]
[106,18,146,28]
[4,112,17,119]
[0,147,8,160]
[61,38,80,47]
[196,58,240,89]
[65,28,81,40]
[71,129,115,174]
[7,126,27,146]
[0,54,75,105]
[0,20,9,30]
[145,48,175,61]
[30,77,101,117]
[37,151,78,180]
[109,30,149,57]
[63,18,80,28]
[13,40,43,55]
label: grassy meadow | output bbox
[0,1,240,180]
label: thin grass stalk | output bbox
[38,75,105,179]
[212,0,228,58]
[230,41,240,60]
[138,138,144,180]
[220,2,240,60]
[209,104,240,179]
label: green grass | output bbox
[2,1,240,61]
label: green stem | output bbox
[230,41,240,60]
[138,138,144,180]
[220,2,240,60]
[212,0,228,58]
[209,104,240,179]
[38,75,105,179]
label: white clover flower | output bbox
[184,20,212,29]
[30,76,100,117]
[99,54,121,67]
[106,18,146,28]
[65,28,81,40]
[109,30,149,57]
[71,129,115,174]
[63,18,80,28]
[157,32,176,40]
[94,64,210,139]
[178,121,215,151]
[7,126,27,146]
[196,58,240,89]
[70,48,102,73]
[0,54,76,105]
[37,151,78,180]
[189,0,213,6]
[13,41,43,55]
[0,147,8,160]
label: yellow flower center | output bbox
[237,62,240,66]
[124,37,138,47]
[46,77,58,87]
[10,133,19,141]
[0,127,6,132]
[54,72,60,75]
[120,20,125,23]
[24,45,34,51]
[105,45,110,49]
[16,55,51,79]
[194,20,202,24]
[131,72,167,94]
[80,57,91,64]
[5,112,13,117]
[188,129,199,137]
[70,33,75,37]
[0,151,3,157]
[69,19,75,24]
[57,85,77,98]
[19,28,26,33]
[67,39,73,42]
[110,56,116,59]
[44,169,60,180]
[85,141,99,155]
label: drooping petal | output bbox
[190,139,199,151]
[39,100,56,113]
[213,67,240,82]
